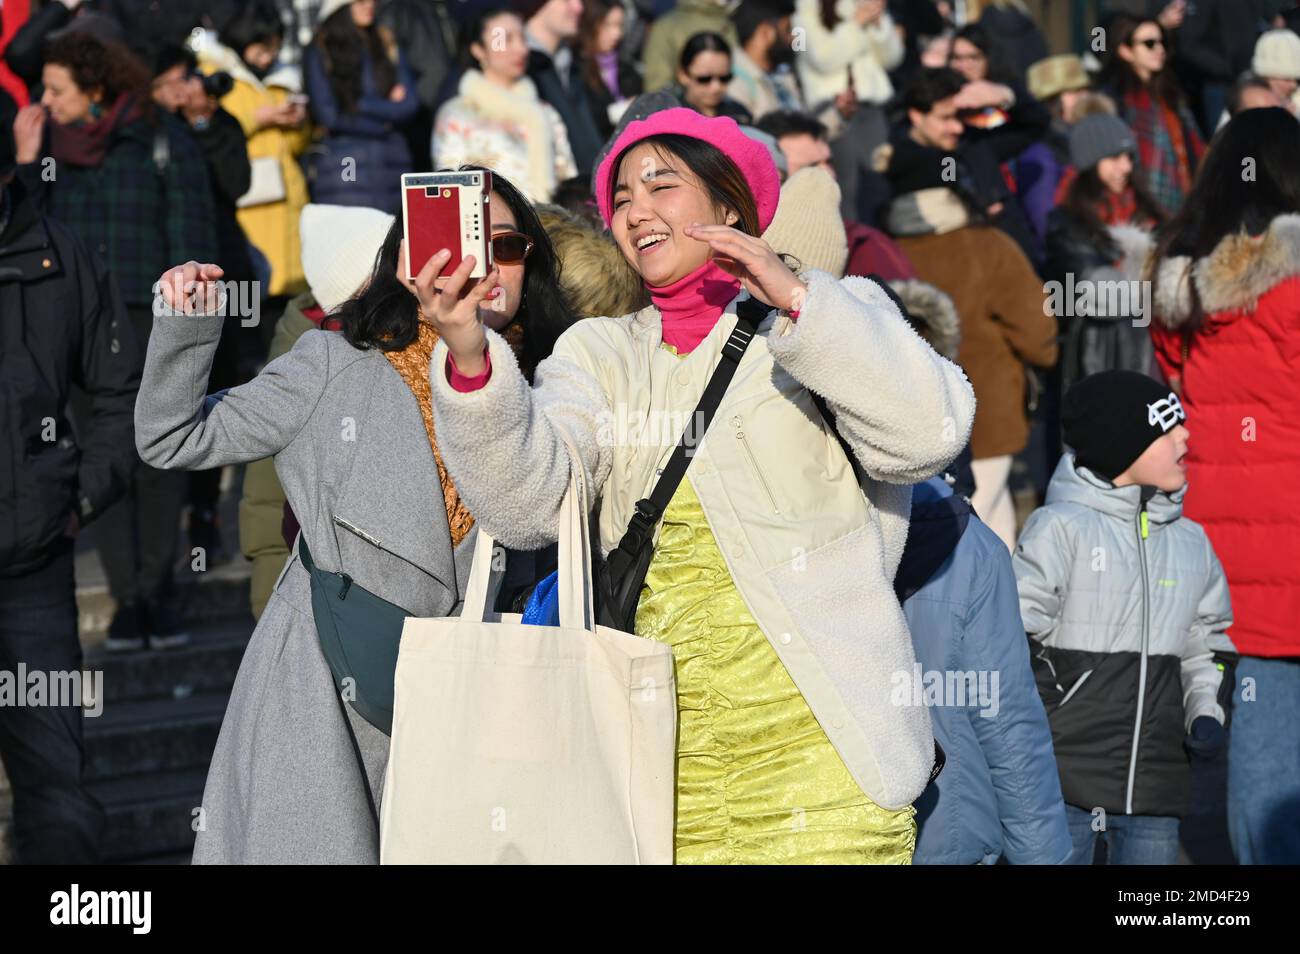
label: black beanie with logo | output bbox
[1061,370,1187,481]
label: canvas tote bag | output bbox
[380,437,678,864]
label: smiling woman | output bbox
[422,107,977,864]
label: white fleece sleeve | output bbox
[428,326,613,550]
[765,271,976,484]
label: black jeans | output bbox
[0,542,105,863]
[91,306,187,609]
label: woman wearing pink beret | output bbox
[423,108,975,863]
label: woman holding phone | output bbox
[420,108,976,863]
[133,169,575,863]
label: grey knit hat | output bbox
[1069,113,1137,172]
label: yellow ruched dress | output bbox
[634,478,916,864]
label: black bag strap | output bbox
[611,308,758,558]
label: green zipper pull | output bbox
[1140,510,1149,540]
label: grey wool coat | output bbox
[135,307,477,864]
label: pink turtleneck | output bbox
[447,259,742,391]
[648,260,742,355]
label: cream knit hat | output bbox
[299,204,396,314]
[761,166,849,278]
[1253,29,1300,80]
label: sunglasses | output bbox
[491,230,534,264]
[689,72,733,85]
[1134,37,1164,49]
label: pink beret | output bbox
[594,108,780,232]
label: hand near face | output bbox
[682,225,807,314]
[13,104,47,164]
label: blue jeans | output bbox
[1064,804,1180,864]
[1228,656,1300,864]
[0,544,105,863]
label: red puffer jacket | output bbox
[1150,214,1300,658]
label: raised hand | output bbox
[398,240,502,375]
[13,104,47,164]
[156,261,226,314]
[683,224,808,314]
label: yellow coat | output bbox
[199,43,311,296]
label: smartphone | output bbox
[286,93,308,106]
[401,170,493,283]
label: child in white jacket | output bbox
[1014,370,1233,865]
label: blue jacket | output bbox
[900,479,1071,864]
[303,44,417,214]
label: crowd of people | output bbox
[1,0,1298,867]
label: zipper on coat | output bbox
[735,426,781,514]
[1058,669,1093,708]
[1125,493,1154,814]
[331,513,441,580]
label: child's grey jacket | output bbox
[1014,453,1233,818]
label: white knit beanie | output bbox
[761,166,849,278]
[1253,29,1300,80]
[299,204,396,314]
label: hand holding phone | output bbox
[400,240,500,375]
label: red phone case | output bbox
[401,172,491,282]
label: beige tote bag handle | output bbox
[459,431,596,632]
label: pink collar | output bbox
[647,260,741,355]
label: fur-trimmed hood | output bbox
[1153,213,1300,329]
[890,279,961,361]
[536,206,647,319]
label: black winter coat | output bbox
[0,181,141,577]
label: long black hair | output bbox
[339,167,576,380]
[1061,165,1164,248]
[948,23,1015,86]
[457,6,519,72]
[679,31,731,72]
[1150,107,1300,330]
[220,1,284,60]
[1098,15,1182,109]
[313,4,398,114]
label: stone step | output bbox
[75,556,256,643]
[85,768,209,863]
[83,691,229,782]
[83,619,252,705]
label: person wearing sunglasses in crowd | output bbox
[131,168,576,863]
[1097,15,1205,217]
[673,32,753,125]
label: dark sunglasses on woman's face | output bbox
[1134,37,1164,49]
[491,231,534,264]
[690,72,733,85]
